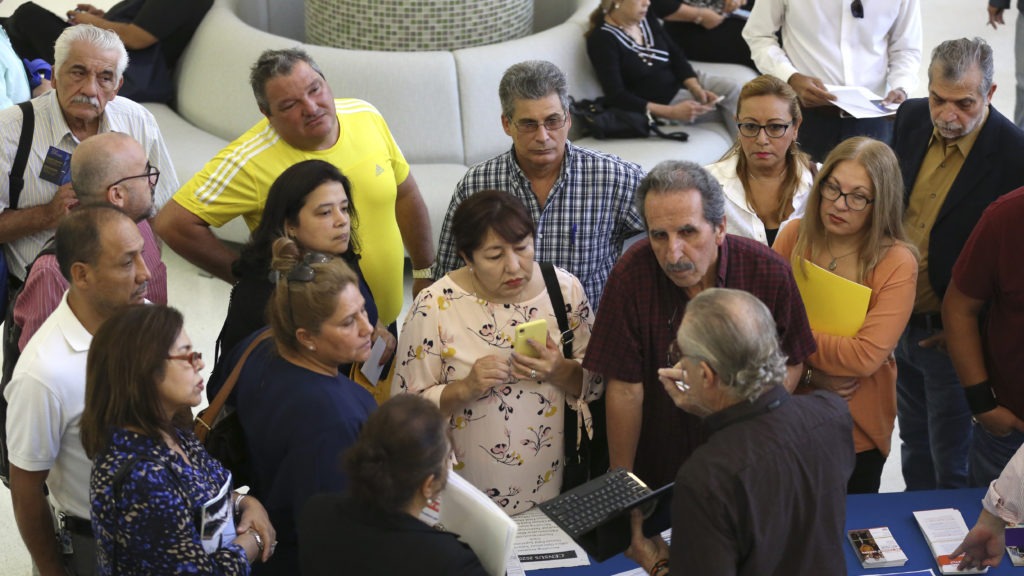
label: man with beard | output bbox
[891,37,1024,491]
[6,205,151,575]
[12,132,168,350]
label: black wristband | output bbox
[963,380,999,415]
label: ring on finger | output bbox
[530,368,537,379]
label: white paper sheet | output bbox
[823,84,899,119]
[512,509,590,570]
[359,336,388,385]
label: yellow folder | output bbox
[793,259,872,337]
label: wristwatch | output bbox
[412,266,434,280]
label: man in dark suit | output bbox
[892,37,1024,491]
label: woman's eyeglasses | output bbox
[736,122,792,139]
[167,351,203,371]
[821,181,874,211]
[273,251,334,329]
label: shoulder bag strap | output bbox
[194,329,273,442]
[539,262,583,463]
[539,262,572,359]
[10,102,35,210]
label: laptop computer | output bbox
[539,468,674,561]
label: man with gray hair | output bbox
[433,60,645,307]
[583,160,814,490]
[0,24,177,283]
[891,37,1024,491]
[155,47,434,329]
[623,288,854,576]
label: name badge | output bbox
[39,146,72,186]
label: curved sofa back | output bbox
[174,0,607,167]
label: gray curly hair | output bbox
[677,288,787,401]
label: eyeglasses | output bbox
[821,181,874,211]
[511,114,568,133]
[666,340,713,392]
[851,0,864,19]
[108,162,160,189]
[167,351,203,371]
[736,122,792,139]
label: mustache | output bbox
[665,261,696,274]
[71,95,100,108]
[934,119,963,133]
[133,281,149,300]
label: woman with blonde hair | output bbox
[773,136,918,493]
[707,74,816,246]
[216,237,377,574]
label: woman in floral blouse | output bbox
[393,190,603,515]
[82,305,276,575]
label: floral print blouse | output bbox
[393,266,602,515]
[90,428,249,575]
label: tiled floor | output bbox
[0,0,1014,573]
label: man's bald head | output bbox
[71,133,155,220]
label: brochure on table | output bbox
[913,508,988,574]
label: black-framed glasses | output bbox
[511,114,568,133]
[851,0,864,19]
[736,122,792,139]
[821,181,874,211]
[167,351,203,371]
[108,162,160,189]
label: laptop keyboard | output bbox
[540,469,651,536]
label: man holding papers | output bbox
[743,0,921,161]
[892,37,1024,491]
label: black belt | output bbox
[908,312,943,331]
[59,512,93,537]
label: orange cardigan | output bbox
[774,221,918,455]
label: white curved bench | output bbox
[144,0,757,245]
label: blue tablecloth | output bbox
[541,488,1013,575]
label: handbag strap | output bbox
[539,262,572,359]
[10,101,34,210]
[195,329,272,442]
[539,262,584,463]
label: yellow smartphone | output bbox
[513,319,548,358]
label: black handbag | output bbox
[539,262,609,491]
[570,97,688,142]
[194,329,272,488]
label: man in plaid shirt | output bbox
[433,60,644,308]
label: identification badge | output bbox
[39,146,72,186]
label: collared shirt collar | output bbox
[703,385,789,436]
[56,291,92,353]
[714,234,731,287]
[927,105,989,157]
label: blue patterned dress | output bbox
[90,428,250,575]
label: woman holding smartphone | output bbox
[394,190,602,514]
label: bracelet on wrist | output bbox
[412,266,434,280]
[650,558,670,576]
[249,529,264,563]
[233,493,247,516]
[964,380,999,415]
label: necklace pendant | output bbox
[827,259,838,271]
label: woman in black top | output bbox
[216,159,395,373]
[650,0,756,70]
[586,0,740,136]
[298,395,487,576]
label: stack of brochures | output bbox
[913,508,988,574]
[848,526,908,568]
[1006,524,1024,566]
